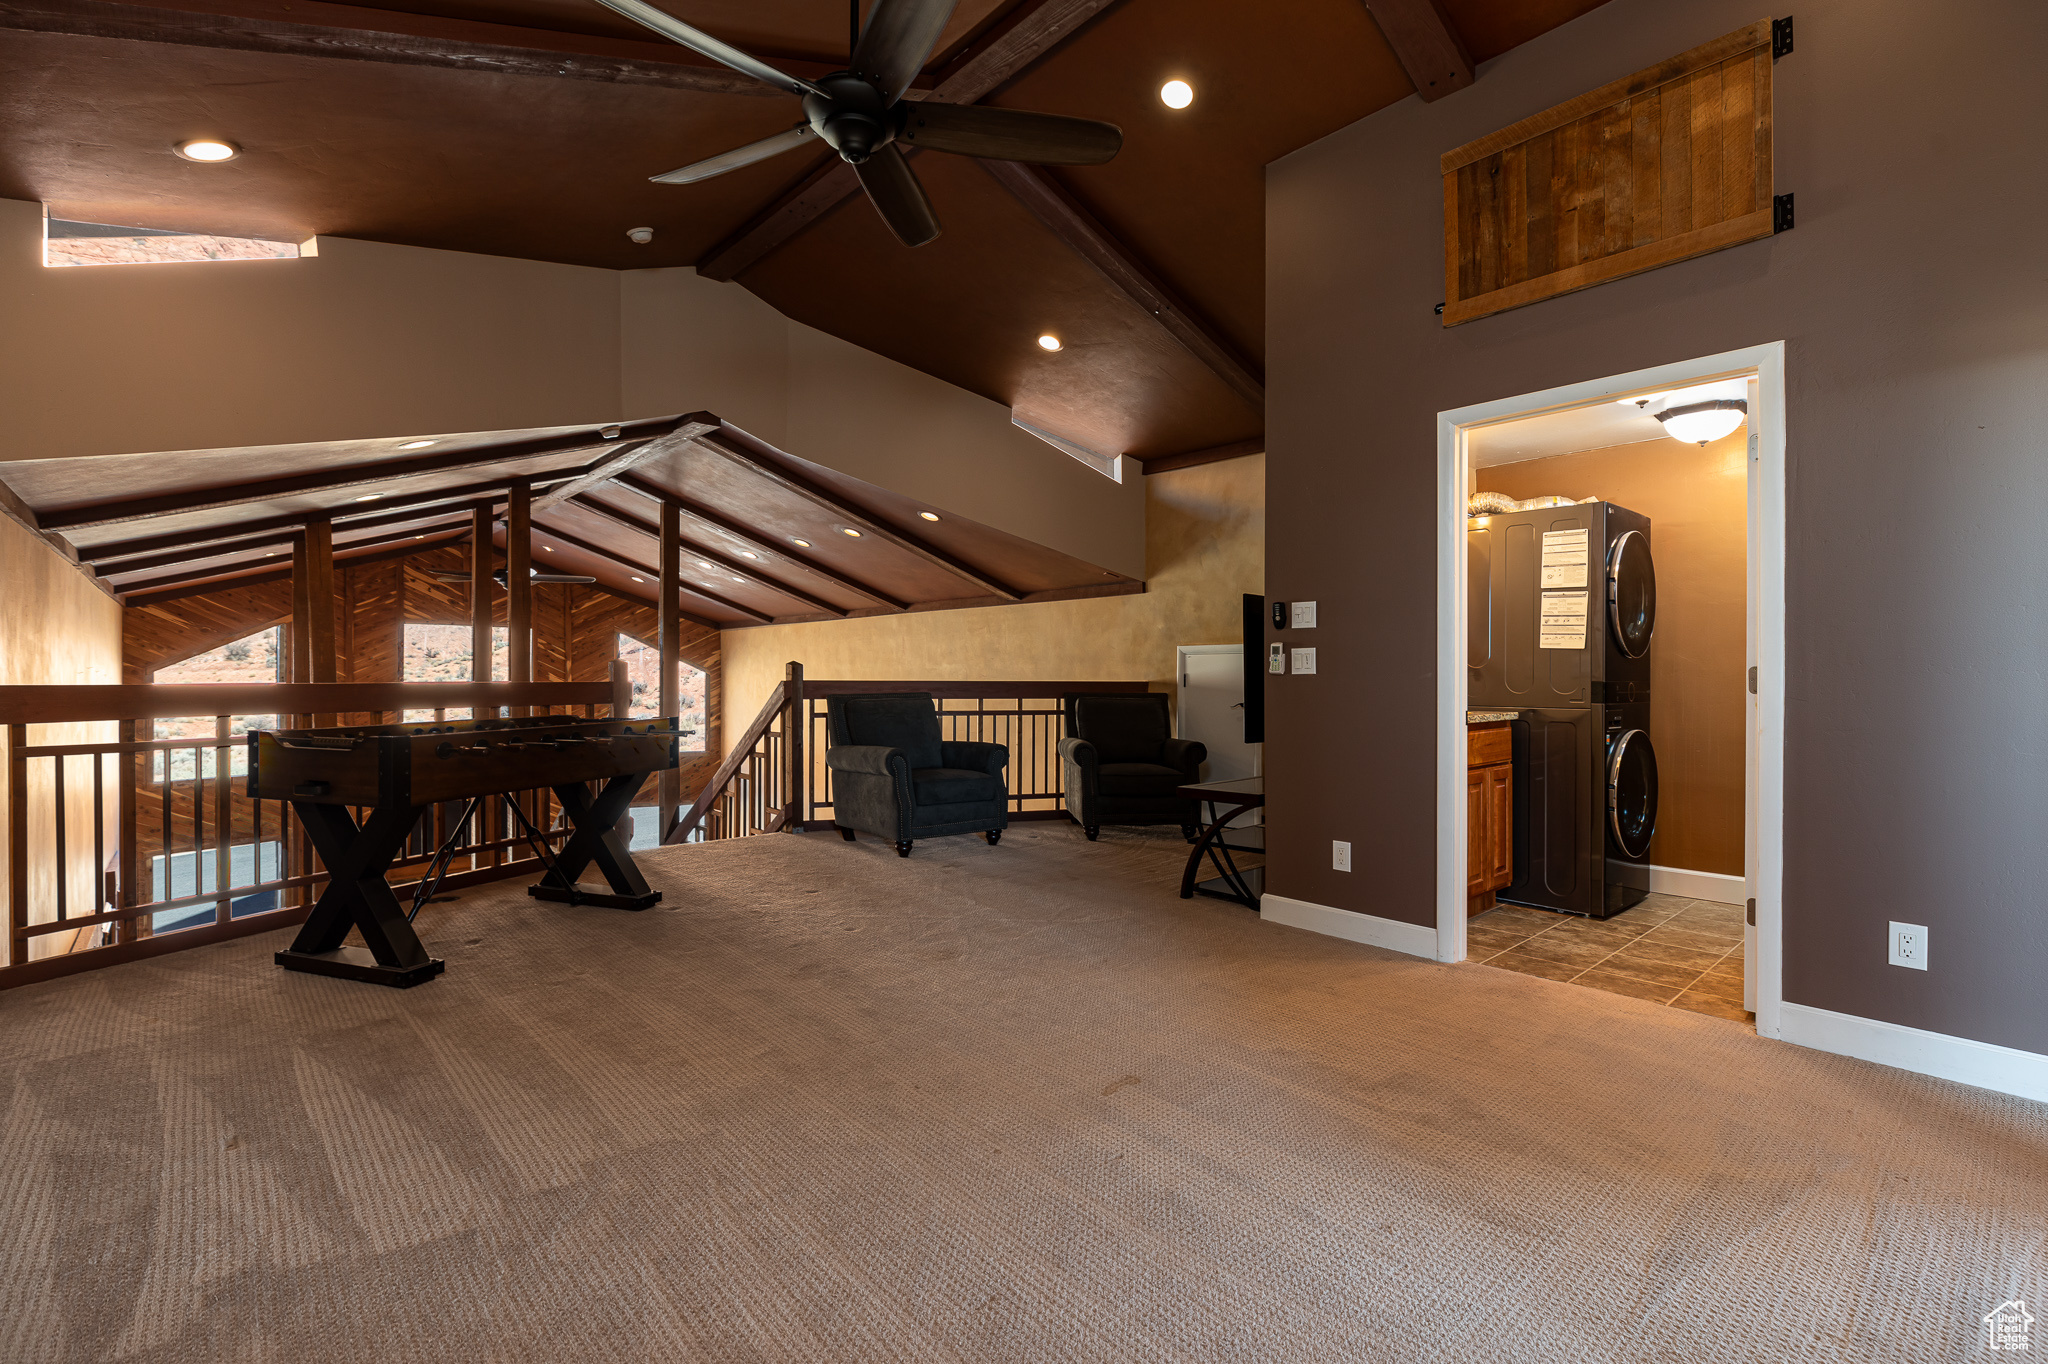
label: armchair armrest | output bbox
[942,740,1008,775]
[1161,737,1207,778]
[1056,736,1098,769]
[826,744,906,778]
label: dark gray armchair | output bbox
[1059,693,1207,841]
[825,693,1009,857]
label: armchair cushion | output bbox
[1096,762,1189,798]
[830,695,943,771]
[913,767,1004,804]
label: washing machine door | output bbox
[1607,529,1656,659]
[1607,728,1658,858]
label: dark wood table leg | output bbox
[528,774,663,911]
[276,802,443,988]
[1180,796,1258,903]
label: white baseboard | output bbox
[1648,864,1746,905]
[1779,1002,2048,1105]
[1260,893,1438,960]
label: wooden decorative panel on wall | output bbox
[1441,21,1777,327]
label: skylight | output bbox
[42,216,309,268]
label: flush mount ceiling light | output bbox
[174,139,238,162]
[1160,79,1194,109]
[1655,398,1748,446]
[919,511,940,521]
[840,527,862,538]
[398,439,437,450]
[1037,334,1062,351]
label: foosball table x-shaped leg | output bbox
[275,802,444,988]
[528,774,662,911]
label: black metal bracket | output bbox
[1772,16,1794,60]
[1434,302,1446,316]
[1773,193,1795,233]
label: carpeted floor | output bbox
[2,823,2044,1362]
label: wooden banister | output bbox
[800,680,1150,698]
[667,680,786,846]
[0,680,622,726]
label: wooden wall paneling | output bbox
[1441,21,1774,327]
[123,577,294,681]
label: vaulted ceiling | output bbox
[0,0,1610,463]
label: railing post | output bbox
[214,715,233,925]
[117,719,139,942]
[608,656,632,721]
[784,662,803,832]
[8,724,26,968]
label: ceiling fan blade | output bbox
[531,573,599,584]
[854,144,941,247]
[850,0,957,105]
[651,124,816,184]
[590,0,824,96]
[897,103,1122,165]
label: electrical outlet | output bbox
[1291,647,1317,675]
[1268,642,1285,673]
[1888,921,1929,970]
[1332,840,1352,872]
[1291,600,1318,629]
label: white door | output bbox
[1743,378,1761,1010]
[1177,645,1261,826]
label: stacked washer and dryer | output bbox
[1469,501,1660,919]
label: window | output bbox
[43,217,306,268]
[403,623,507,720]
[617,634,706,749]
[150,627,282,780]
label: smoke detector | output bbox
[626,226,654,244]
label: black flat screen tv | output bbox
[1242,593,1265,744]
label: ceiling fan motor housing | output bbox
[804,74,894,163]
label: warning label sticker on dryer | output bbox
[1540,590,1589,649]
[1540,528,1589,588]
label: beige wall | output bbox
[1478,431,1747,876]
[618,267,1146,579]
[0,517,124,964]
[722,454,1264,739]
[0,197,623,458]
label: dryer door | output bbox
[1607,529,1656,659]
[1607,728,1659,858]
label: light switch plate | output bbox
[1291,648,1317,675]
[1889,921,1929,970]
[1268,642,1285,673]
[1291,600,1318,629]
[1332,840,1352,872]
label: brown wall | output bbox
[1268,0,2048,1053]
[1478,432,1748,875]
[720,454,1262,737]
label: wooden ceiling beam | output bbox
[529,419,716,513]
[1138,436,1264,475]
[0,0,836,96]
[1360,0,1474,103]
[696,0,1125,281]
[564,494,849,619]
[525,523,758,626]
[39,420,675,531]
[0,470,120,602]
[115,525,466,600]
[978,159,1264,413]
[90,505,482,577]
[690,428,1022,601]
[74,474,530,563]
[609,473,912,611]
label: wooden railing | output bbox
[0,668,631,989]
[670,664,1149,844]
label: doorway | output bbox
[1434,343,1785,1038]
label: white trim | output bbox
[1647,864,1746,905]
[1780,1003,2048,1105]
[1260,893,1438,959]
[1436,344,1788,1022]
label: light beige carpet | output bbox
[1,823,2043,1363]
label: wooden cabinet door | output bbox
[1466,767,1489,898]
[1483,764,1513,890]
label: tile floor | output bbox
[1468,892,1750,1023]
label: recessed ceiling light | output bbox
[1160,79,1194,110]
[542,545,552,551]
[919,511,940,521]
[840,528,862,538]
[631,575,645,582]
[398,439,437,450]
[698,560,714,568]
[354,493,380,502]
[174,139,239,162]
[731,576,744,583]
[791,537,812,548]
[1037,334,1062,351]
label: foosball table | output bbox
[249,713,682,988]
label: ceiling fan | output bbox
[592,0,1124,247]
[428,568,598,586]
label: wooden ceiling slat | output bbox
[75,477,524,562]
[697,0,1124,281]
[525,523,756,626]
[91,506,479,577]
[530,419,716,513]
[38,418,682,531]
[692,428,1023,601]
[118,527,470,607]
[978,159,1264,413]
[106,523,449,595]
[563,493,850,619]
[1138,436,1264,475]
[1361,0,1475,103]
